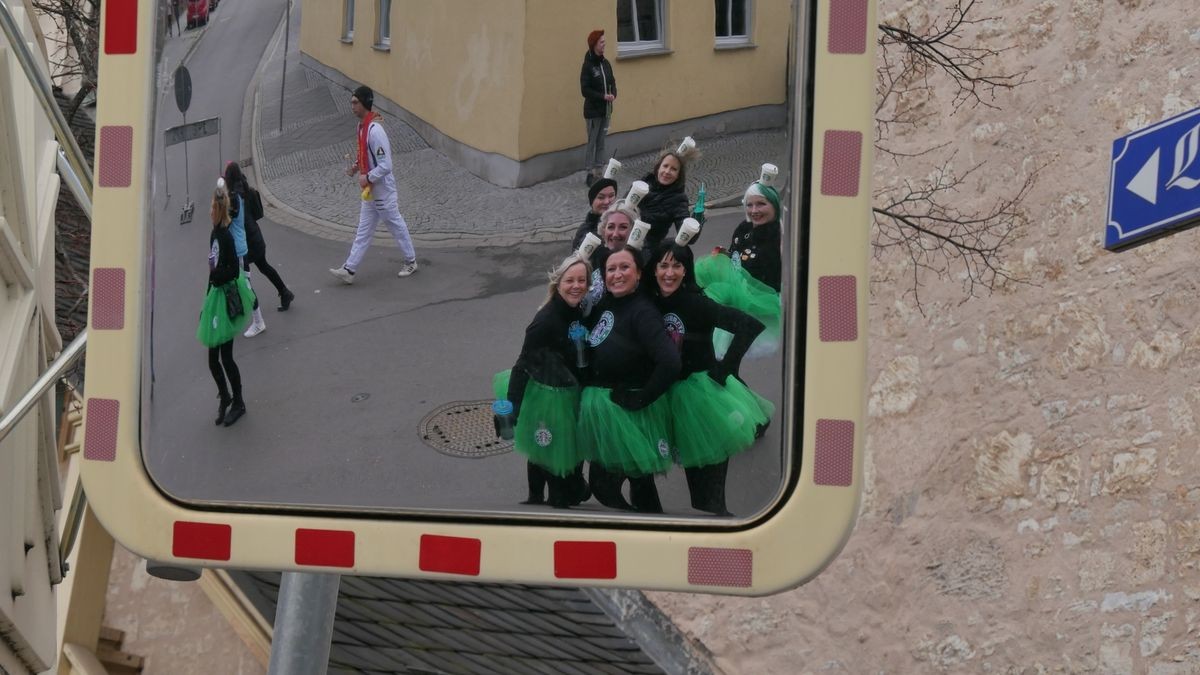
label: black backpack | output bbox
[246,187,265,222]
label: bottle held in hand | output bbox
[492,400,516,440]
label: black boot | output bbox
[628,475,663,514]
[567,463,591,506]
[520,462,548,505]
[278,288,295,312]
[215,394,231,426]
[223,398,246,426]
[589,463,632,511]
[685,461,732,516]
[547,475,572,509]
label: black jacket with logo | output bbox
[729,220,782,292]
[506,294,584,416]
[580,50,616,119]
[638,173,691,249]
[583,291,680,409]
[651,289,764,379]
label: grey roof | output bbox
[230,571,681,674]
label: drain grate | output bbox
[419,400,513,458]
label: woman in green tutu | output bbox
[694,163,783,358]
[196,183,257,426]
[578,246,681,513]
[646,222,775,516]
[495,253,592,508]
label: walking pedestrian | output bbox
[196,184,254,427]
[580,29,616,187]
[329,85,418,284]
[224,162,295,316]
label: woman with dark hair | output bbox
[637,138,699,250]
[578,246,680,513]
[494,254,593,508]
[224,162,295,334]
[645,226,774,515]
[571,161,619,252]
[196,184,256,426]
[695,163,783,358]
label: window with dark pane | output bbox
[617,0,636,42]
[636,0,659,41]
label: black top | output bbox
[651,289,764,379]
[571,211,601,252]
[506,295,584,415]
[208,226,239,286]
[730,220,782,292]
[583,291,680,409]
[637,172,690,249]
[580,50,616,119]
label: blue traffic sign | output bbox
[1107,106,1200,249]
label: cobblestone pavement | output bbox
[250,8,790,246]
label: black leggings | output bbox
[243,247,288,303]
[207,340,242,403]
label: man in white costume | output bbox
[330,85,418,283]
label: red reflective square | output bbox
[295,529,356,568]
[104,0,139,54]
[554,541,616,579]
[419,534,482,576]
[172,521,232,561]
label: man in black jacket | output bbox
[580,29,616,187]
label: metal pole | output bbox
[0,330,88,444]
[279,0,290,132]
[0,0,94,202]
[267,572,340,675]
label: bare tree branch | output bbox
[871,157,1037,310]
[872,0,1037,306]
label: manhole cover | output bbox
[419,400,513,458]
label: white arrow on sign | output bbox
[1127,148,1159,205]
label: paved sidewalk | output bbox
[248,5,789,247]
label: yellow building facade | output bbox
[300,0,791,186]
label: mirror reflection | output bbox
[144,0,797,520]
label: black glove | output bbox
[610,388,647,411]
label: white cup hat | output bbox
[675,218,701,247]
[577,232,602,259]
[759,163,779,187]
[603,158,622,180]
[627,220,651,250]
[625,180,650,208]
[676,136,697,156]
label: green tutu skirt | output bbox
[492,370,583,477]
[577,387,673,477]
[196,273,256,348]
[669,371,774,468]
[695,253,781,359]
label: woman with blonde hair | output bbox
[493,253,593,508]
[196,182,257,426]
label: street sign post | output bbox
[1106,106,1200,250]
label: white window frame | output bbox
[617,0,667,57]
[341,0,354,42]
[374,0,391,49]
[714,0,752,48]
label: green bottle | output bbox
[694,183,706,215]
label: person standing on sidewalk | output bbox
[580,29,616,187]
[330,85,418,284]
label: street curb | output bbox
[243,12,750,250]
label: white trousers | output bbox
[343,196,416,272]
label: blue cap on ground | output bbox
[492,400,513,415]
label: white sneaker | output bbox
[243,320,266,338]
[329,266,355,284]
[397,260,418,277]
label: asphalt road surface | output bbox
[143,0,786,522]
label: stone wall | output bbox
[649,0,1200,672]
